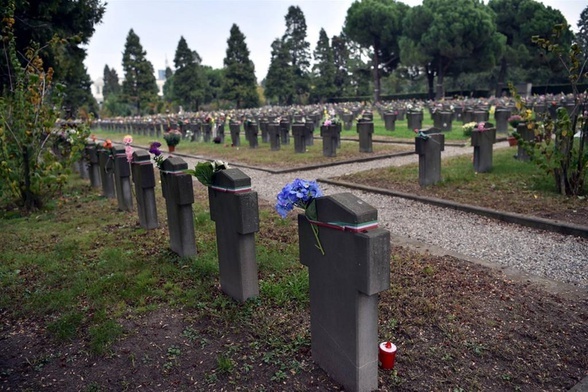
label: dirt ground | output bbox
[1,154,587,391]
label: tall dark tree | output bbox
[331,34,351,97]
[172,36,206,112]
[162,66,174,104]
[0,0,106,116]
[401,0,504,99]
[311,28,337,103]
[55,45,99,117]
[102,65,121,98]
[489,0,572,94]
[202,66,224,108]
[282,6,311,103]
[223,24,259,109]
[264,38,295,105]
[344,0,408,102]
[576,5,588,64]
[121,29,158,115]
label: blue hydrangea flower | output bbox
[275,179,323,218]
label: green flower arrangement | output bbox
[163,129,182,147]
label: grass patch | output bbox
[1,167,586,391]
[91,127,413,169]
[335,147,587,219]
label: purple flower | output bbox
[149,141,162,156]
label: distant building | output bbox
[93,77,104,105]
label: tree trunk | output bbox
[372,43,381,103]
[426,63,435,100]
[436,56,445,100]
[496,56,507,97]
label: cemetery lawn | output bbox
[333,147,588,227]
[1,176,587,391]
[92,129,415,170]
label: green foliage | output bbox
[310,28,337,103]
[344,0,409,101]
[264,39,295,105]
[0,7,90,211]
[578,6,588,64]
[102,64,121,98]
[282,6,312,103]
[171,36,206,112]
[489,0,573,93]
[401,0,504,100]
[184,160,230,187]
[223,24,259,109]
[0,0,105,117]
[511,24,588,196]
[121,29,159,115]
[331,34,352,97]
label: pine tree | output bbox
[121,29,158,115]
[264,38,295,105]
[344,0,409,101]
[311,28,337,103]
[282,6,311,103]
[331,34,351,97]
[223,24,259,109]
[172,36,205,112]
[55,45,99,117]
[577,5,588,63]
[102,65,121,98]
[162,67,175,104]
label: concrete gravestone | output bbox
[85,141,101,188]
[208,168,259,302]
[268,123,281,151]
[160,157,197,257]
[357,120,374,153]
[298,193,390,392]
[97,147,115,198]
[110,145,133,211]
[229,122,240,146]
[131,150,159,230]
[471,122,497,173]
[292,123,309,153]
[415,128,445,187]
[320,123,340,157]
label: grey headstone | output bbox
[131,150,158,229]
[471,124,496,173]
[110,146,133,212]
[208,168,259,302]
[415,132,445,187]
[160,157,196,257]
[299,193,390,392]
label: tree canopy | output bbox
[121,29,159,115]
[223,24,259,109]
[1,0,105,117]
[171,36,206,112]
[311,28,337,103]
[344,0,409,101]
[400,0,505,99]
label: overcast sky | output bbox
[83,0,586,85]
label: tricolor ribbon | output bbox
[160,169,188,176]
[307,219,378,233]
[209,184,252,193]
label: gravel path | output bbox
[181,141,588,291]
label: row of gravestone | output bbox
[415,123,510,186]
[78,141,391,392]
[95,120,384,158]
